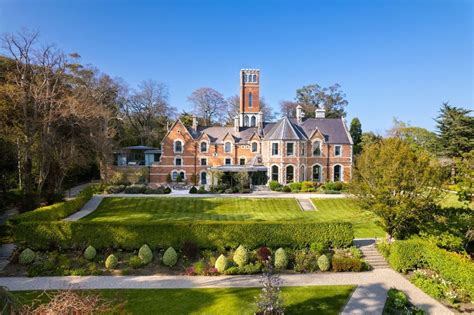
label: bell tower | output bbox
[239,69,261,127]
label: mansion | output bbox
[150,69,353,186]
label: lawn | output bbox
[81,197,385,238]
[13,285,355,315]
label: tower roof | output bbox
[264,116,308,140]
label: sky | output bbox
[1,0,472,133]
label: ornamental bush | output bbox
[331,256,363,272]
[105,254,118,269]
[317,254,331,271]
[282,186,291,193]
[14,221,353,251]
[388,240,426,273]
[233,245,248,267]
[84,246,96,261]
[215,254,228,273]
[19,248,35,265]
[269,181,282,191]
[256,246,272,262]
[288,182,302,192]
[182,240,199,260]
[138,244,153,265]
[301,181,316,192]
[124,184,146,194]
[128,256,143,269]
[163,247,178,267]
[164,187,172,194]
[105,185,125,194]
[189,186,198,194]
[274,248,288,270]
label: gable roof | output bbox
[264,116,308,140]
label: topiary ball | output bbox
[233,245,248,268]
[84,246,97,261]
[317,254,331,271]
[138,244,153,265]
[19,248,35,265]
[274,248,288,270]
[128,255,143,269]
[215,254,228,273]
[105,254,118,269]
[162,247,178,267]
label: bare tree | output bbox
[188,87,227,126]
[279,100,298,117]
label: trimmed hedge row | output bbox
[388,239,474,298]
[14,221,353,251]
[11,186,95,223]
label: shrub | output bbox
[163,247,178,267]
[193,260,207,275]
[197,186,208,194]
[233,245,248,267]
[269,181,282,191]
[83,246,96,261]
[288,182,302,192]
[182,240,199,260]
[256,246,272,262]
[138,244,153,265]
[317,254,331,271]
[105,185,125,194]
[128,256,142,269]
[189,186,198,194]
[215,254,228,273]
[349,246,362,259]
[411,270,446,299]
[19,248,35,265]
[388,240,426,273]
[144,187,165,194]
[105,254,118,269]
[274,248,288,270]
[376,241,391,259]
[282,186,291,193]
[15,221,354,252]
[301,181,316,192]
[224,262,262,275]
[11,186,94,223]
[310,242,328,255]
[164,187,172,194]
[124,184,146,194]
[294,250,318,272]
[331,257,363,272]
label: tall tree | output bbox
[435,103,474,158]
[279,100,298,117]
[123,80,176,146]
[281,83,348,118]
[350,138,443,239]
[360,132,383,150]
[226,94,276,124]
[349,118,362,155]
[188,87,227,126]
[388,118,440,155]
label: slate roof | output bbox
[186,117,352,144]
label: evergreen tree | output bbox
[435,103,474,158]
[350,118,362,155]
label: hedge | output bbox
[388,239,474,298]
[10,186,95,223]
[14,221,353,251]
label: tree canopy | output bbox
[349,118,362,155]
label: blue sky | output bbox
[1,0,472,133]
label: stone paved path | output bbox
[0,269,451,314]
[354,239,390,269]
[63,195,104,221]
[296,198,316,211]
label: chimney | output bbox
[192,115,198,133]
[234,116,239,132]
[257,111,264,130]
[296,105,304,124]
[315,107,326,118]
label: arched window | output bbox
[172,171,178,181]
[271,165,279,181]
[244,115,249,127]
[300,165,305,181]
[174,140,183,153]
[180,171,185,180]
[200,141,207,152]
[248,92,253,108]
[312,165,322,182]
[251,142,258,152]
[333,165,342,182]
[286,165,294,183]
[251,116,256,127]
[224,142,231,153]
[312,141,321,156]
[200,172,207,185]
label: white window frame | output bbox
[251,141,258,153]
[270,164,279,182]
[174,139,183,153]
[174,156,183,166]
[285,164,295,184]
[334,145,342,157]
[239,156,246,165]
[200,157,207,166]
[224,141,232,153]
[171,170,178,181]
[312,163,323,182]
[271,142,279,156]
[333,164,343,182]
[200,141,208,153]
[200,171,208,185]
[286,142,295,156]
[312,140,321,157]
[224,156,232,165]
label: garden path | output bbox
[63,195,104,221]
[0,269,451,314]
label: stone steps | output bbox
[355,240,390,269]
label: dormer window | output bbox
[200,141,207,153]
[224,142,232,153]
[174,140,183,153]
[312,141,321,156]
[251,142,258,152]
